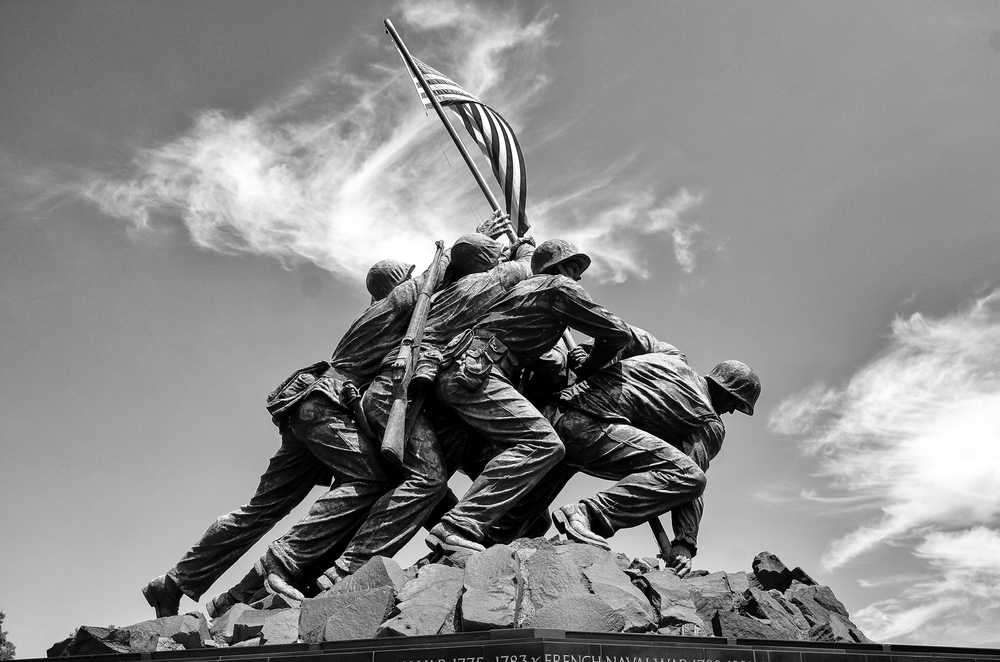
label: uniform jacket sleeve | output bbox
[494,243,534,287]
[670,418,725,555]
[617,324,686,362]
[551,280,632,379]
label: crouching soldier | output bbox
[518,352,760,577]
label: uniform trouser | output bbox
[434,364,565,542]
[336,370,450,572]
[493,407,707,540]
[266,394,397,578]
[167,394,391,600]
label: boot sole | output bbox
[142,585,178,618]
[425,533,484,555]
[552,508,610,549]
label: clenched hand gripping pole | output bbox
[384,18,519,245]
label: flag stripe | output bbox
[454,103,526,234]
[409,58,529,234]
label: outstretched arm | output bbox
[658,404,717,578]
[550,282,632,380]
[668,420,724,573]
[618,324,685,362]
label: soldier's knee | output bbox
[409,463,449,493]
[542,435,566,463]
[691,468,707,498]
[429,469,449,493]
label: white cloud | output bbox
[17,0,708,287]
[854,527,1000,645]
[78,1,553,282]
[770,291,1000,644]
[533,179,706,282]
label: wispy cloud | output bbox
[74,0,553,281]
[537,182,705,282]
[854,527,1000,645]
[4,0,709,286]
[770,290,1000,643]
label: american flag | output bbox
[402,56,530,236]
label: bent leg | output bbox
[436,366,565,542]
[331,373,449,573]
[169,429,327,600]
[555,409,706,537]
[266,394,395,580]
[487,462,576,543]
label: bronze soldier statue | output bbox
[141,247,451,617]
[497,348,760,577]
[304,228,537,590]
[424,239,636,554]
[218,215,516,604]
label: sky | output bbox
[2,0,1000,656]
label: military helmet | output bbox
[706,360,760,416]
[531,239,592,276]
[366,259,415,301]
[451,234,502,277]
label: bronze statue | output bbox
[142,253,446,617]
[424,239,636,554]
[494,347,760,577]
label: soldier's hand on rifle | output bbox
[476,210,513,240]
[666,541,694,578]
[568,346,589,370]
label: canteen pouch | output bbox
[454,335,509,391]
[266,360,332,420]
[411,347,444,388]
[441,329,474,369]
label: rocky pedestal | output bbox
[48,543,872,656]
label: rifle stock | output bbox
[381,240,446,465]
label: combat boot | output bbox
[258,551,305,602]
[426,522,486,554]
[553,503,610,549]
[142,573,183,618]
[206,565,264,618]
[315,562,350,592]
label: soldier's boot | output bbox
[142,573,183,618]
[206,592,236,620]
[258,551,305,602]
[315,560,351,592]
[415,550,443,568]
[206,566,265,618]
[553,503,610,550]
[426,522,486,554]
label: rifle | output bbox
[381,240,447,466]
[561,329,672,560]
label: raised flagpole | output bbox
[385,18,669,562]
[384,18,516,240]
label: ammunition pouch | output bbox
[266,360,332,420]
[411,348,444,389]
[442,330,513,392]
